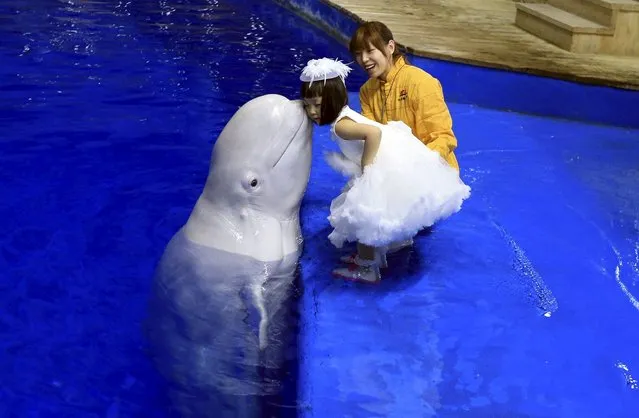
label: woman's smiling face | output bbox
[354,41,395,81]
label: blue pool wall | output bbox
[276,0,639,129]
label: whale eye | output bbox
[242,172,261,192]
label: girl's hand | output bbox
[361,129,381,167]
[334,117,382,168]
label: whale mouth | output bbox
[271,111,309,168]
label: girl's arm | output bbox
[335,117,381,167]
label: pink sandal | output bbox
[332,263,381,284]
[339,251,388,268]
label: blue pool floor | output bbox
[299,95,639,417]
[1,0,639,417]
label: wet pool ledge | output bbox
[274,0,639,129]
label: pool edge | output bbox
[274,0,639,129]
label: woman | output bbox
[348,20,459,171]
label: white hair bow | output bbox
[299,57,352,85]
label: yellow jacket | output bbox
[359,56,459,170]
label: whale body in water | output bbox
[145,94,313,417]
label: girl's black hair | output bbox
[300,77,348,125]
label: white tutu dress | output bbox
[325,105,471,248]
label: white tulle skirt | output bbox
[326,121,471,248]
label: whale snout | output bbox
[285,99,311,139]
[271,99,312,167]
[289,99,307,117]
[264,99,313,215]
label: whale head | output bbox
[203,94,312,219]
[183,94,313,261]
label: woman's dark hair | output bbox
[300,77,348,125]
[348,21,406,64]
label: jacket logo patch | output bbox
[398,89,408,101]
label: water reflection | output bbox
[128,0,367,106]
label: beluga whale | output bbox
[145,94,313,417]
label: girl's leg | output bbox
[357,242,375,261]
[357,243,387,268]
[385,238,414,253]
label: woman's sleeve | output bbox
[359,87,375,121]
[411,77,457,161]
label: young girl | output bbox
[300,58,470,284]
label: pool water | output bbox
[1,0,638,417]
[0,0,362,416]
